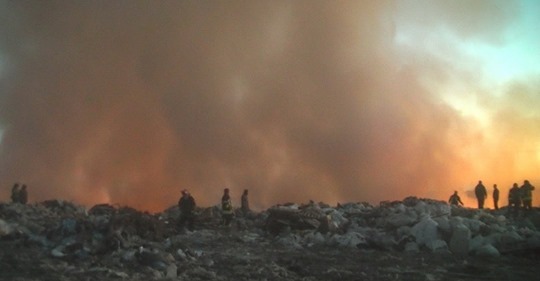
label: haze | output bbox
[1,1,539,211]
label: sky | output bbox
[0,1,539,212]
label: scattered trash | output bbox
[1,198,540,280]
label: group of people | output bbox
[10,183,28,204]
[448,180,535,213]
[508,180,535,212]
[177,188,251,231]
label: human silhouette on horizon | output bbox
[474,180,487,209]
[493,184,499,210]
[448,191,464,206]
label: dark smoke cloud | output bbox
[0,1,532,211]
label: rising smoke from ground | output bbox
[0,1,538,211]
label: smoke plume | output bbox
[0,1,538,211]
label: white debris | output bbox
[166,264,178,279]
[475,244,500,257]
[411,216,439,247]
[449,224,470,256]
[0,219,13,236]
[426,239,448,253]
[329,232,367,248]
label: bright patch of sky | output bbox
[395,1,540,86]
[459,0,540,87]
[393,0,540,125]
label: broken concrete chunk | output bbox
[166,264,178,279]
[449,224,470,256]
[426,239,448,253]
[329,232,367,248]
[404,241,420,253]
[411,216,439,247]
[475,244,500,257]
[0,219,13,236]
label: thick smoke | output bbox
[0,1,537,211]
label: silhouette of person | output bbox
[10,183,20,203]
[178,189,196,231]
[241,189,250,215]
[448,191,464,206]
[493,184,499,210]
[508,183,521,215]
[221,188,234,226]
[19,185,28,204]
[520,180,535,211]
[474,180,487,209]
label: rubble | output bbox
[1,197,540,280]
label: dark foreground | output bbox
[2,230,539,281]
[1,200,539,281]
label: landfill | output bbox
[1,197,540,280]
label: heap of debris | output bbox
[1,197,540,280]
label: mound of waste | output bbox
[1,197,540,280]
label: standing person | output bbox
[221,188,234,226]
[19,185,28,204]
[520,180,535,211]
[474,180,488,209]
[178,189,196,231]
[448,191,464,206]
[508,183,521,215]
[493,184,499,210]
[10,183,20,203]
[241,189,250,215]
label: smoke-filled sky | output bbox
[1,1,539,211]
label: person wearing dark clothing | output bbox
[448,191,464,206]
[19,185,28,204]
[474,180,488,209]
[178,190,196,231]
[11,183,20,203]
[493,184,499,210]
[508,183,521,215]
[221,188,234,226]
[241,189,250,215]
[520,180,535,211]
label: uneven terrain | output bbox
[1,198,539,281]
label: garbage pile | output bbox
[1,197,540,280]
[265,197,540,257]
